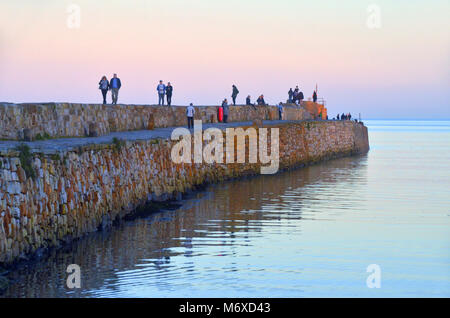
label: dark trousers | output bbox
[279,110,283,120]
[158,93,165,105]
[101,89,108,104]
[223,114,228,123]
[167,94,172,106]
[187,116,194,129]
[232,96,236,105]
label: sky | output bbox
[0,0,449,119]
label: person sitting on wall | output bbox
[257,95,266,106]
[246,95,256,109]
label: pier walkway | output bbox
[0,120,299,154]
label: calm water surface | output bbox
[3,120,450,297]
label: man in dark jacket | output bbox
[288,88,293,103]
[166,82,173,106]
[110,74,122,105]
[298,90,304,106]
[231,85,239,105]
[222,99,230,123]
[257,95,266,106]
[246,95,256,109]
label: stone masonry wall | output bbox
[0,103,312,140]
[0,121,368,265]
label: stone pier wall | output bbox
[0,121,368,265]
[0,103,312,140]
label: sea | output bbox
[2,120,449,297]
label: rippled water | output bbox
[2,120,449,297]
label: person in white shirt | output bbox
[157,80,166,105]
[186,103,195,129]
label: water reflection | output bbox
[4,155,368,298]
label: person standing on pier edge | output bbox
[293,86,299,104]
[186,103,195,129]
[166,82,173,106]
[231,85,239,105]
[157,80,166,105]
[278,102,284,120]
[222,99,230,123]
[313,90,317,103]
[298,90,304,106]
[98,76,109,104]
[110,74,121,105]
[288,88,293,103]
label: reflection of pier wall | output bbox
[0,121,368,265]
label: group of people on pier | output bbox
[98,75,318,109]
[98,75,173,106]
[336,113,353,121]
[98,74,355,129]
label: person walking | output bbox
[166,82,173,106]
[157,80,166,105]
[110,73,121,105]
[278,102,284,120]
[313,90,317,103]
[288,88,293,103]
[186,103,195,129]
[98,76,109,104]
[222,99,230,123]
[231,85,239,105]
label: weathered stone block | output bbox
[88,123,100,137]
[23,129,33,141]
[147,114,155,130]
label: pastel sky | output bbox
[0,0,449,119]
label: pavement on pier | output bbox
[0,120,301,154]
